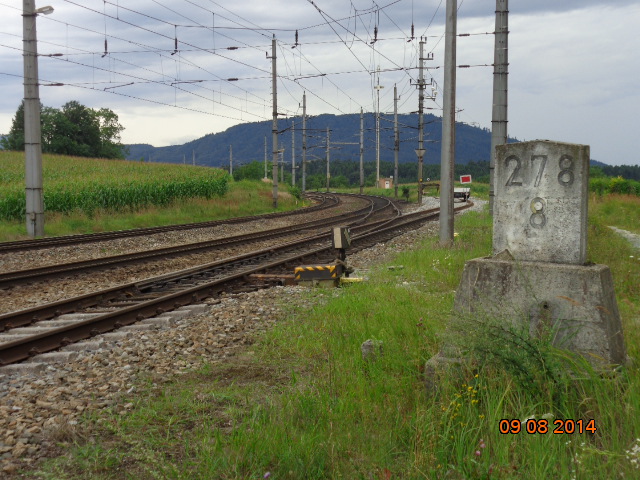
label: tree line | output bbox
[232,159,491,188]
[1,100,127,159]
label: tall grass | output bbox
[0,152,228,220]
[589,193,640,234]
[0,180,302,242]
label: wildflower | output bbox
[264,473,271,479]
[475,450,481,456]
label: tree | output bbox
[233,161,264,181]
[0,101,26,151]
[1,100,127,159]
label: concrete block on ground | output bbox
[121,324,157,332]
[62,341,105,352]
[177,304,209,315]
[0,363,46,376]
[141,317,175,328]
[100,331,132,341]
[56,313,103,321]
[453,257,627,366]
[32,319,81,328]
[4,327,57,335]
[157,310,191,320]
[0,334,32,344]
[26,351,78,364]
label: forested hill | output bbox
[126,113,518,167]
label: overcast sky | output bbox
[0,0,638,166]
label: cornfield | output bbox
[0,152,229,220]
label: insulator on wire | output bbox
[370,26,378,44]
[171,26,178,55]
[102,38,108,57]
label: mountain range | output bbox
[125,113,519,168]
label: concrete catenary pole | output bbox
[280,149,284,183]
[439,0,457,245]
[416,38,426,205]
[270,35,279,208]
[374,67,383,183]
[23,0,50,237]
[229,145,232,176]
[359,107,364,194]
[325,127,330,192]
[264,136,267,178]
[291,119,295,186]
[394,84,399,199]
[302,92,307,192]
[489,0,508,214]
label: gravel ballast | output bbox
[0,198,486,476]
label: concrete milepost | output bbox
[493,141,589,264]
[427,140,627,381]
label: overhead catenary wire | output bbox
[0,0,492,145]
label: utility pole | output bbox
[23,0,52,237]
[280,149,284,183]
[192,150,195,166]
[440,0,457,245]
[291,119,295,186]
[264,135,267,179]
[302,92,307,192]
[359,107,364,194]
[229,145,233,176]
[325,127,330,192]
[270,35,279,208]
[394,84,399,199]
[374,66,384,184]
[416,39,426,205]
[490,0,508,214]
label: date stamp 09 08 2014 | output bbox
[499,419,597,435]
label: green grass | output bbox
[0,177,303,242]
[589,193,640,234]
[30,197,640,479]
[0,151,228,222]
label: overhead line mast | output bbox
[489,0,509,213]
[270,35,279,209]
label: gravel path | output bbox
[0,197,484,477]
[609,226,640,249]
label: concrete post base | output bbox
[453,256,627,367]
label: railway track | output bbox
[0,198,472,367]
[0,192,338,253]
[0,193,389,289]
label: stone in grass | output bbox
[361,339,384,361]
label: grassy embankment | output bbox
[0,151,302,242]
[32,189,640,479]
